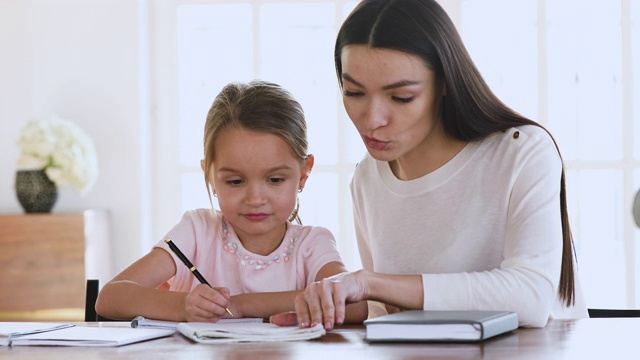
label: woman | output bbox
[274,0,588,330]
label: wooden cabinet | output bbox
[0,210,110,321]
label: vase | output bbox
[15,169,58,213]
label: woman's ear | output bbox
[298,154,314,190]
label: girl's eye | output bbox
[392,96,414,103]
[226,179,243,186]
[343,90,363,98]
[269,177,285,184]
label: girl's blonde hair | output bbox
[202,80,308,223]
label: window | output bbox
[153,0,640,309]
[153,1,363,270]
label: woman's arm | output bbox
[314,262,369,325]
[291,269,421,330]
[95,248,231,321]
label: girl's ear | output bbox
[298,154,315,189]
[200,159,205,172]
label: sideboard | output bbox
[0,209,110,321]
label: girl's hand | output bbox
[293,270,367,331]
[385,303,403,314]
[183,284,231,322]
[269,311,298,326]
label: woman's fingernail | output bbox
[325,321,333,329]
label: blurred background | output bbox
[0,0,638,310]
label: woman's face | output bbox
[340,45,445,166]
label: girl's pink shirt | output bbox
[154,209,344,294]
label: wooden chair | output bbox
[588,308,640,318]
[84,279,116,321]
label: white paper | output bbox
[0,322,74,346]
[10,326,175,347]
[177,322,326,343]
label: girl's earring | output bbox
[298,187,303,193]
[213,189,218,198]
[288,197,301,224]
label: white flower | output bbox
[16,115,99,196]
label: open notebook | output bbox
[177,322,326,343]
[0,322,74,346]
[131,316,264,330]
[8,326,175,347]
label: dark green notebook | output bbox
[364,310,518,342]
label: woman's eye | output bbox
[269,177,285,184]
[343,90,363,98]
[392,96,414,103]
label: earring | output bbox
[213,189,217,198]
[298,187,303,193]
[288,198,301,224]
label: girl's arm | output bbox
[231,261,368,323]
[95,248,231,321]
[229,291,302,319]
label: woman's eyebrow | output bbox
[342,73,420,90]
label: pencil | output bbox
[164,237,234,317]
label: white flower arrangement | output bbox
[16,115,99,196]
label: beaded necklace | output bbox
[221,218,298,270]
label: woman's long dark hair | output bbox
[336,0,575,306]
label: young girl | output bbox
[95,80,367,323]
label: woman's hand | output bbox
[183,284,232,322]
[293,270,368,331]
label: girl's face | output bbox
[340,45,446,171]
[208,128,313,250]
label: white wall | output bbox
[0,0,150,278]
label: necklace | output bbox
[221,219,298,270]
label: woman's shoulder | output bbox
[500,125,554,144]
[482,125,556,152]
[352,152,378,180]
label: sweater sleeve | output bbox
[299,226,345,286]
[422,128,563,327]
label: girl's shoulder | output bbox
[179,208,220,221]
[286,223,336,244]
[175,208,220,237]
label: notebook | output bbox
[0,322,74,346]
[363,310,518,342]
[131,316,265,330]
[177,322,326,343]
[9,326,175,347]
